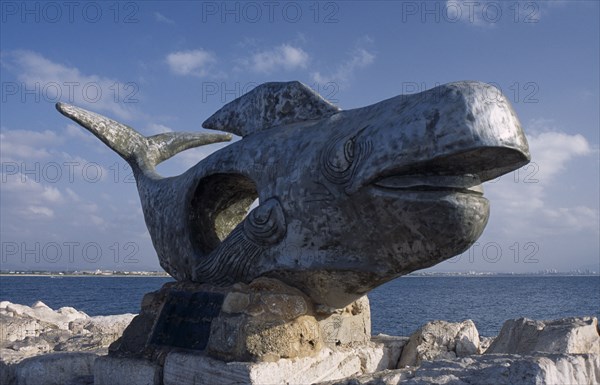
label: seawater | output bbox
[1,275,598,337]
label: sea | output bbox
[1,275,598,337]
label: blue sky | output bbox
[1,1,598,273]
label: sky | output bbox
[0,1,598,274]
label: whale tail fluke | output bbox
[56,103,232,177]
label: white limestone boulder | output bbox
[398,320,480,367]
[321,353,600,385]
[0,301,88,332]
[0,314,41,342]
[14,352,98,385]
[317,295,372,348]
[0,301,135,385]
[371,334,410,371]
[83,314,136,347]
[404,353,600,385]
[486,317,600,355]
[478,336,494,353]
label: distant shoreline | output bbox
[399,273,600,278]
[1,273,597,278]
[0,273,172,278]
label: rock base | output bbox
[96,338,405,385]
[110,277,371,363]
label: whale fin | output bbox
[56,103,232,175]
[202,81,341,137]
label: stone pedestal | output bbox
[95,337,405,385]
[109,278,371,364]
[163,348,363,385]
[92,278,376,383]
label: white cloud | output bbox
[145,123,173,135]
[90,214,108,227]
[0,128,61,146]
[65,123,93,142]
[41,186,63,203]
[3,50,137,120]
[0,129,62,161]
[1,173,63,220]
[2,165,118,236]
[542,206,598,232]
[27,205,54,218]
[244,44,309,73]
[485,126,597,237]
[0,127,107,179]
[2,176,63,204]
[166,49,217,77]
[65,188,81,202]
[529,131,591,181]
[154,12,174,24]
[311,45,374,87]
[0,126,117,233]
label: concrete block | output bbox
[94,356,162,385]
[163,347,375,385]
[15,352,97,385]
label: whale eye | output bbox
[323,138,354,181]
[321,126,371,186]
[344,138,355,162]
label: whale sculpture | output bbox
[57,81,530,308]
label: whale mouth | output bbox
[373,174,484,196]
[364,146,531,197]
